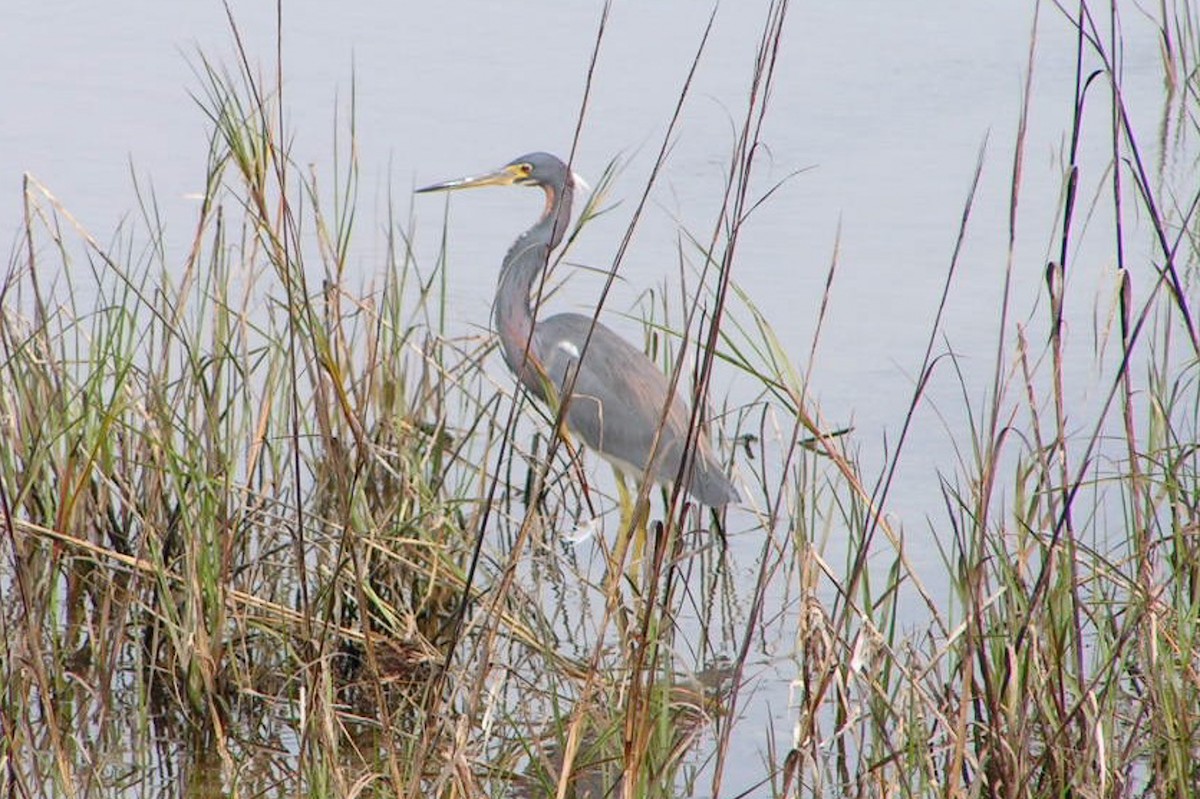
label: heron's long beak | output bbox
[415,164,523,193]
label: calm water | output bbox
[3,0,1188,793]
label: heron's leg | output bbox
[614,470,633,530]
[613,471,650,572]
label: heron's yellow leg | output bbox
[614,471,649,574]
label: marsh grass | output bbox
[4,1,1200,797]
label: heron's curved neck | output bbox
[493,181,573,387]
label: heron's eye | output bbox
[518,163,533,177]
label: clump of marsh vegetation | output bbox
[3,2,1200,798]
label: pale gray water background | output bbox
[3,0,1186,792]
[6,1,1155,527]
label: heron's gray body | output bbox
[536,313,739,506]
[420,151,738,508]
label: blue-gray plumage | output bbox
[417,152,738,508]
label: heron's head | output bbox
[415,152,572,194]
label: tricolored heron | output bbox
[416,152,738,526]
